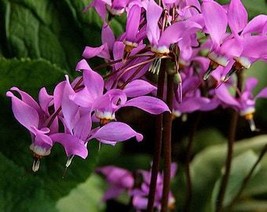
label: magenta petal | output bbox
[32,127,53,146]
[102,23,115,50]
[215,84,240,108]
[256,87,267,99]
[177,97,210,113]
[91,122,143,143]
[61,76,79,132]
[97,166,134,188]
[82,44,110,59]
[126,4,141,42]
[242,36,267,59]
[132,196,148,210]
[51,133,88,158]
[103,186,124,200]
[244,77,258,93]
[123,96,170,114]
[202,0,227,47]
[123,80,156,97]
[158,21,201,48]
[73,114,92,141]
[10,87,40,112]
[228,0,248,34]
[242,15,267,35]
[53,81,66,111]
[6,91,39,131]
[83,68,104,99]
[39,87,53,114]
[146,0,162,45]
[70,88,95,108]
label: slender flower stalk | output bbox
[161,72,174,212]
[147,60,166,212]
[216,72,244,212]
[215,109,239,212]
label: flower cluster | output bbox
[6,59,169,171]
[6,0,267,186]
[96,164,177,211]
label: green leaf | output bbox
[0,0,110,71]
[0,152,56,212]
[0,57,66,95]
[190,135,267,211]
[56,174,106,212]
[211,150,259,209]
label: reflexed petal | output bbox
[82,44,110,59]
[215,84,240,108]
[97,166,134,188]
[123,79,156,97]
[242,15,267,35]
[244,77,258,93]
[103,186,124,200]
[81,61,104,99]
[177,97,210,113]
[126,4,141,42]
[146,0,162,45]
[6,91,39,131]
[242,36,267,59]
[90,122,143,143]
[61,76,79,132]
[158,21,201,48]
[132,196,148,210]
[202,0,227,48]
[256,87,267,99]
[51,133,88,158]
[73,114,92,141]
[228,0,248,34]
[10,87,40,112]
[70,88,95,108]
[39,87,53,114]
[32,127,53,146]
[123,96,170,114]
[102,23,115,50]
[53,81,66,110]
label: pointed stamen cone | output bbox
[203,66,214,80]
[223,67,237,82]
[32,157,40,172]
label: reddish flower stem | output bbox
[161,72,174,212]
[147,60,166,212]
[215,71,243,212]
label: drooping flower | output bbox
[215,77,267,131]
[6,87,58,171]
